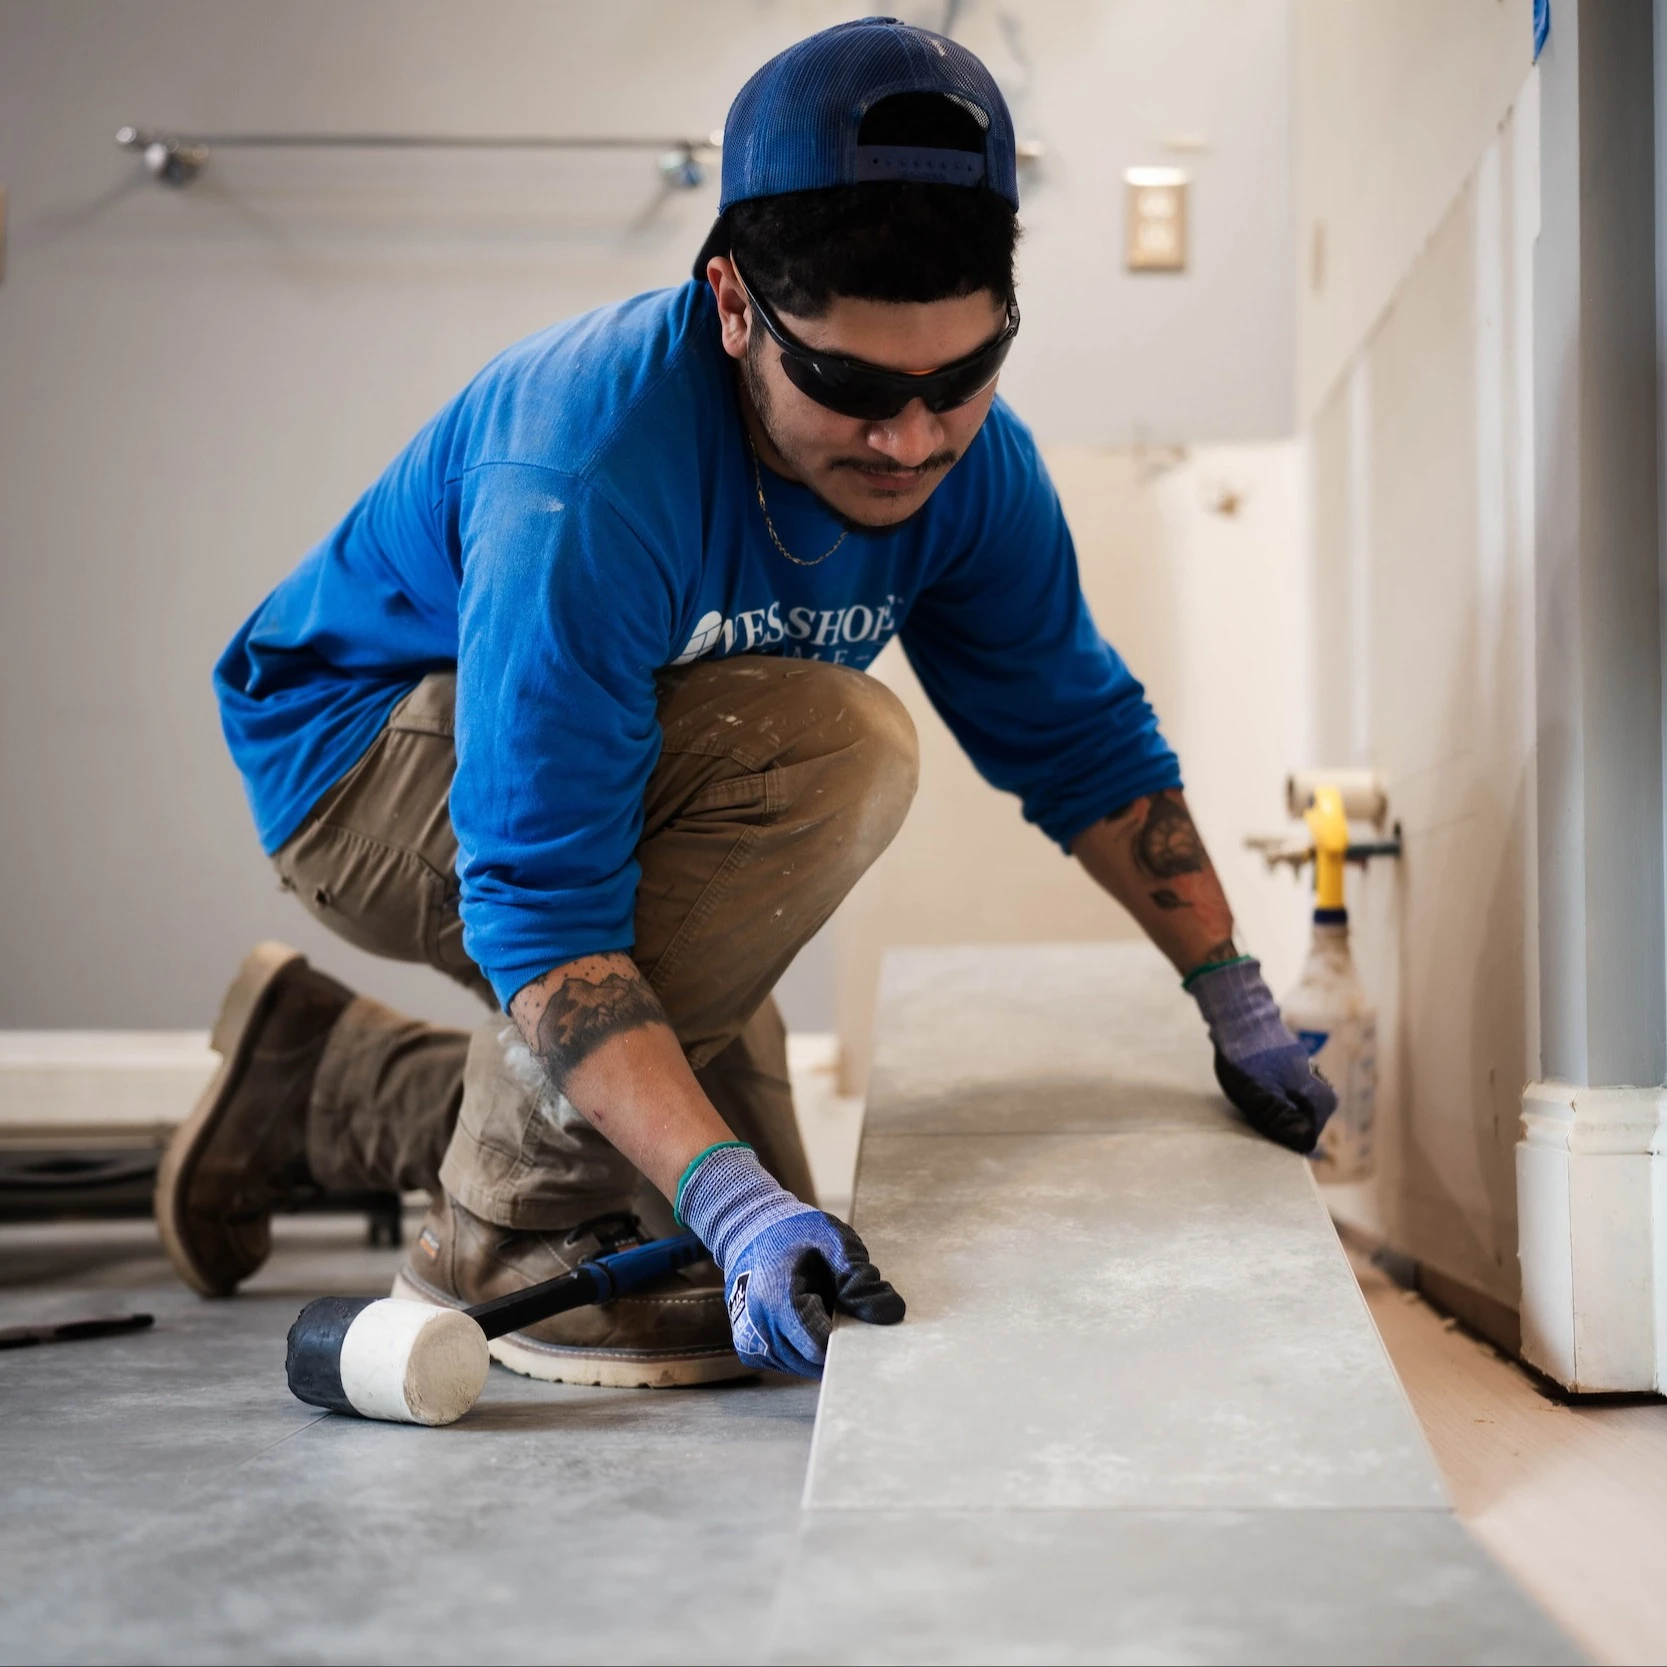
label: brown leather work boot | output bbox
[393,1190,743,1388]
[156,943,353,1297]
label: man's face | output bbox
[709,257,1007,530]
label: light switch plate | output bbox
[1125,167,1188,272]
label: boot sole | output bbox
[390,1270,749,1389]
[155,942,307,1298]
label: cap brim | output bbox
[691,215,728,282]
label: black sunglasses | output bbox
[733,261,1019,422]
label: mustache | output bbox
[827,450,959,477]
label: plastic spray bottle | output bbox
[1280,785,1378,1181]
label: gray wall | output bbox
[0,0,1294,1030]
[1532,0,1665,1090]
[1303,100,1540,1309]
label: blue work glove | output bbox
[1187,957,1337,1155]
[676,1142,905,1378]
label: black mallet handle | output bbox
[462,1233,708,1340]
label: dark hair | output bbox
[726,92,1019,318]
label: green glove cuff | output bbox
[673,1140,754,1225]
[1181,953,1255,993]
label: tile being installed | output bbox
[865,942,1222,1135]
[807,1129,1444,1511]
[769,1509,1578,1666]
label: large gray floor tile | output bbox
[794,944,1572,1663]
[768,1508,1578,1665]
[811,1129,1444,1511]
[865,943,1221,1136]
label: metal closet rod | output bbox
[116,124,723,187]
[117,126,723,151]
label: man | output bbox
[162,18,1334,1386]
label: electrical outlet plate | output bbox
[1125,167,1188,272]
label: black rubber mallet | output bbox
[285,1233,707,1426]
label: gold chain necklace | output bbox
[748,434,848,568]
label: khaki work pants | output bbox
[272,657,919,1228]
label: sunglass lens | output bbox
[924,339,1015,413]
[779,353,906,420]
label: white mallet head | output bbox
[286,1296,489,1427]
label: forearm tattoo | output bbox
[1130,793,1208,885]
[1103,792,1234,956]
[518,960,667,1097]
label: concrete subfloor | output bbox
[0,1032,863,1666]
[0,1215,816,1666]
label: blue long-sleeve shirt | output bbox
[215,281,1181,1007]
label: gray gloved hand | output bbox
[676,1141,904,1378]
[1186,957,1336,1155]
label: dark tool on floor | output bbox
[285,1232,708,1426]
[0,1313,155,1350]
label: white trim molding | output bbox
[1518,1081,1667,1391]
[0,1031,215,1146]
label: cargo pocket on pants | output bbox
[278,819,452,970]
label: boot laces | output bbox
[562,1210,645,1254]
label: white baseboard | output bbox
[1517,1080,1667,1392]
[0,1032,217,1144]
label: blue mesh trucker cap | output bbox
[692,16,1017,277]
